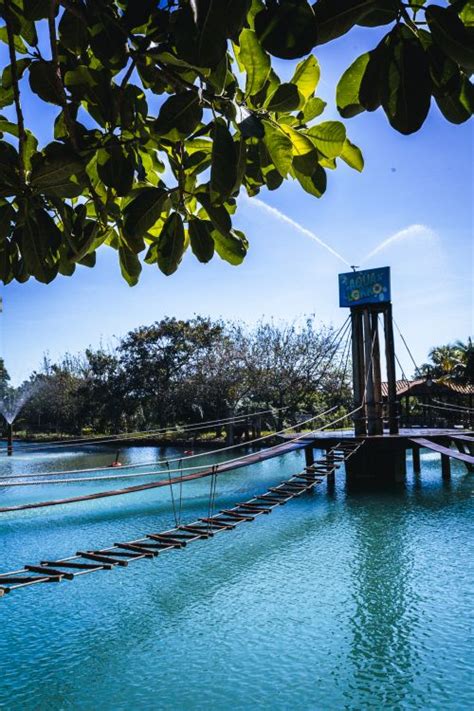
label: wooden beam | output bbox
[383,303,399,434]
[351,308,367,435]
[412,446,421,474]
[76,551,128,566]
[25,565,74,580]
[441,453,451,479]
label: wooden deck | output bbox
[0,442,362,597]
[410,437,474,466]
[281,427,474,447]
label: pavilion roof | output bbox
[381,378,474,397]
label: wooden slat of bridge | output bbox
[449,434,474,445]
[0,442,362,597]
[410,438,474,465]
[0,440,309,515]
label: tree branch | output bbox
[48,0,107,226]
[4,0,26,182]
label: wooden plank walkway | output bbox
[0,442,362,598]
[410,438,474,465]
[0,440,309,514]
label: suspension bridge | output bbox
[0,266,472,597]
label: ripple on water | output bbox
[0,447,473,710]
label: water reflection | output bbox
[346,491,418,708]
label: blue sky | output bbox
[0,26,472,385]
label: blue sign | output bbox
[339,267,391,307]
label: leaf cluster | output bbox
[0,0,471,284]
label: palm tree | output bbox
[417,340,474,384]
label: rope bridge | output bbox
[0,441,363,598]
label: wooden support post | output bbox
[412,446,421,473]
[351,309,367,436]
[304,445,314,469]
[383,303,399,435]
[363,309,377,436]
[326,449,336,491]
[226,416,234,445]
[370,311,383,435]
[441,453,451,479]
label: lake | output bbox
[0,443,472,710]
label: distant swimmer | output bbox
[110,450,122,467]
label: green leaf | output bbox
[239,113,265,138]
[23,0,52,21]
[336,52,370,118]
[59,8,89,54]
[189,218,215,262]
[280,123,316,157]
[97,142,135,196]
[197,192,233,235]
[2,58,31,89]
[459,1,474,27]
[30,144,86,197]
[0,141,20,194]
[157,212,186,275]
[123,187,169,241]
[359,42,389,112]
[301,96,327,121]
[0,27,28,55]
[0,117,19,137]
[293,164,327,197]
[211,119,238,199]
[254,0,318,59]
[382,25,432,134]
[291,55,320,99]
[154,91,202,139]
[23,129,38,173]
[28,61,62,105]
[306,121,346,158]
[313,0,376,45]
[14,208,60,283]
[435,75,473,123]
[263,120,293,177]
[212,227,248,265]
[239,29,271,97]
[340,138,364,171]
[265,82,303,111]
[357,0,399,27]
[0,201,15,240]
[119,245,142,286]
[426,5,474,73]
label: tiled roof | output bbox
[381,379,474,397]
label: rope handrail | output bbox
[0,406,363,509]
[0,406,288,455]
[420,402,474,415]
[0,405,342,486]
[432,398,474,413]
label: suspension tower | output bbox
[339,267,404,482]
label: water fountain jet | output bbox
[0,380,44,455]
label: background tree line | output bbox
[3,315,352,437]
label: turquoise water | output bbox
[0,444,472,710]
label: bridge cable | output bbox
[0,404,339,483]
[0,406,366,510]
[1,407,289,456]
[393,318,420,374]
[166,460,179,529]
